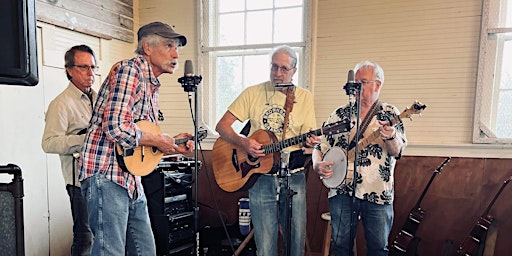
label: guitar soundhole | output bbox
[151,146,159,155]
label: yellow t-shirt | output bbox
[228,81,317,153]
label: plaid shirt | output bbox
[79,55,160,199]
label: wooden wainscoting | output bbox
[194,151,512,256]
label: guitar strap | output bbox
[281,86,296,140]
[115,144,131,173]
[269,87,296,175]
[347,99,381,151]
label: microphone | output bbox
[274,82,294,88]
[184,59,194,77]
[343,70,361,105]
[238,198,251,235]
[178,60,202,92]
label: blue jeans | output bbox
[329,194,393,256]
[81,174,156,255]
[249,171,306,256]
[66,185,93,256]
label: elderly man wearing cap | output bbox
[78,21,194,255]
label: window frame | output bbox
[198,0,312,139]
[473,0,512,143]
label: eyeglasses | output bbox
[72,65,99,72]
[270,63,294,73]
[358,80,376,85]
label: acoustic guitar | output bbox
[389,157,451,256]
[321,101,427,188]
[212,120,350,192]
[456,176,512,256]
[116,120,207,176]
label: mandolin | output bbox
[115,120,207,176]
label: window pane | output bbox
[497,90,512,138]
[247,0,273,10]
[219,0,245,12]
[244,55,270,86]
[216,56,243,124]
[275,0,303,8]
[506,0,512,27]
[274,7,303,43]
[202,0,308,136]
[219,13,245,46]
[247,10,273,44]
[500,40,512,89]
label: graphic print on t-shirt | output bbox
[261,104,287,134]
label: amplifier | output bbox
[169,226,195,244]
[164,194,187,204]
[164,172,193,186]
[169,211,194,230]
[158,154,201,174]
[166,201,191,216]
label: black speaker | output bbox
[0,0,38,86]
[0,164,25,256]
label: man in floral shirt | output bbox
[313,60,407,256]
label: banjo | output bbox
[321,101,426,188]
[321,146,349,188]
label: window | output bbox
[200,0,310,134]
[474,0,512,143]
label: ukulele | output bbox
[456,176,512,256]
[389,157,451,256]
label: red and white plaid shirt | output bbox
[79,55,160,199]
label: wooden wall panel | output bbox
[197,152,512,255]
[36,0,134,42]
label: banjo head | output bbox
[321,146,347,188]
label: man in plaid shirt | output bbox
[79,22,194,255]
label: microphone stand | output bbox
[278,151,294,256]
[179,73,202,256]
[343,81,362,256]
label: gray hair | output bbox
[64,44,97,81]
[271,45,298,68]
[354,60,385,85]
[134,34,180,55]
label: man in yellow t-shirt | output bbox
[216,45,320,256]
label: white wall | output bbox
[0,0,198,254]
[0,22,136,256]
[311,0,512,158]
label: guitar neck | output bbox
[346,103,426,161]
[480,176,512,217]
[347,132,380,160]
[413,157,451,209]
[347,110,409,161]
[262,128,322,155]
